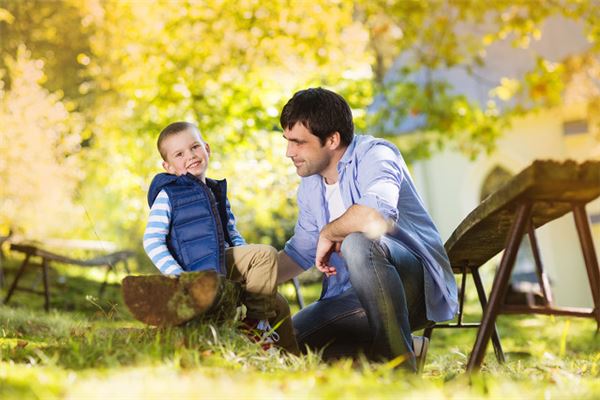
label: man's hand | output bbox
[315,233,340,277]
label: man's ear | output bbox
[327,132,341,150]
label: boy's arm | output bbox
[280,183,319,282]
[224,197,246,246]
[143,190,185,276]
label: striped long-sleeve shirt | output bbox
[143,189,246,275]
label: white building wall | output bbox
[413,107,599,307]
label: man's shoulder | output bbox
[353,135,401,159]
[298,174,322,192]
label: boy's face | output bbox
[161,128,210,181]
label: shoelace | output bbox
[256,320,280,343]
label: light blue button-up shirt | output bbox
[284,135,458,322]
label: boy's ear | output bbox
[162,160,174,174]
[204,142,211,157]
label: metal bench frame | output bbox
[424,160,600,372]
[4,243,134,311]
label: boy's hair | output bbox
[157,121,202,160]
[280,87,354,147]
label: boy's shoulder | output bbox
[147,174,229,207]
[205,177,227,193]
[148,173,179,206]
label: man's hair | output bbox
[157,121,201,160]
[280,87,354,147]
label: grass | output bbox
[0,255,599,399]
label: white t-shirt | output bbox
[324,179,347,222]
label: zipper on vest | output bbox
[196,179,227,275]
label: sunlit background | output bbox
[1,0,598,281]
[1,2,600,398]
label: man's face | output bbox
[161,128,210,181]
[284,123,333,178]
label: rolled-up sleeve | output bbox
[283,186,319,270]
[224,198,246,246]
[355,145,403,221]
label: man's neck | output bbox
[321,145,348,184]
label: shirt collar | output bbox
[337,135,359,169]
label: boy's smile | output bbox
[161,128,210,182]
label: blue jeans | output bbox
[293,233,429,371]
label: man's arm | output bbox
[316,144,402,272]
[315,204,388,273]
[320,204,388,242]
[277,250,305,284]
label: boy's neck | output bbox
[175,172,206,183]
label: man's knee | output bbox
[341,232,373,267]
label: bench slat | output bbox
[10,244,135,267]
[445,160,600,270]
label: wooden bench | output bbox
[4,243,135,311]
[0,232,13,287]
[423,160,600,372]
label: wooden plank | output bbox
[445,160,600,270]
[41,238,118,252]
[10,243,134,267]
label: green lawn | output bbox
[1,256,599,399]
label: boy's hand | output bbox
[315,234,340,277]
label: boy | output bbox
[141,121,291,350]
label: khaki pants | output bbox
[225,244,300,354]
[225,244,278,320]
[270,292,300,355]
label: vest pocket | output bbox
[181,237,218,268]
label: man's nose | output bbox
[285,142,294,158]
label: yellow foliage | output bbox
[0,47,84,238]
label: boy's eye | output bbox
[192,144,201,149]
[175,152,182,157]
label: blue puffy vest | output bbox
[147,173,234,275]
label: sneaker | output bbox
[241,318,280,350]
[412,335,429,372]
[122,271,220,326]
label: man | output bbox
[277,87,458,371]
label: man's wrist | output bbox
[320,224,334,241]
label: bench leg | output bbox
[4,254,31,304]
[471,268,505,363]
[527,223,553,305]
[291,276,305,309]
[98,265,112,297]
[457,269,469,325]
[122,259,131,274]
[466,202,532,373]
[572,204,600,330]
[42,258,51,312]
